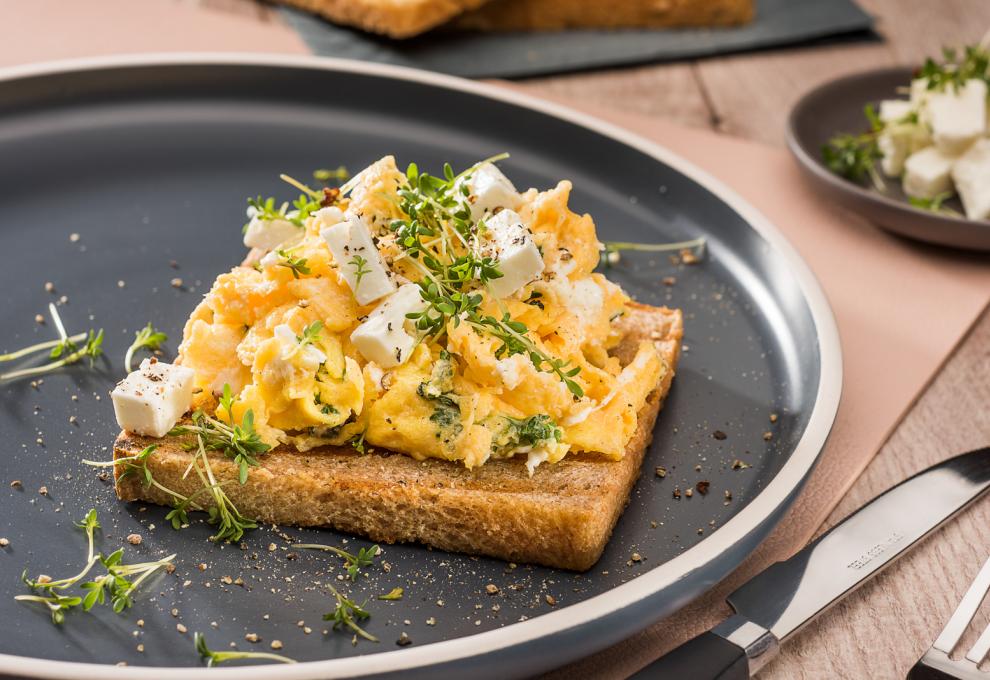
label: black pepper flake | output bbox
[696,481,710,495]
[672,487,681,499]
[713,430,727,441]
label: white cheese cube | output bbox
[903,146,957,200]
[243,209,302,251]
[927,79,987,155]
[910,78,931,108]
[320,213,395,306]
[879,99,913,124]
[879,131,910,177]
[350,284,427,368]
[465,163,521,222]
[111,359,195,438]
[951,138,990,221]
[482,209,545,299]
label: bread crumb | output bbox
[35,314,45,325]
[176,624,187,634]
[763,431,773,441]
[136,644,144,653]
[170,278,183,289]
[245,633,260,643]
[769,412,778,423]
[10,480,22,488]
[0,538,9,548]
[270,640,283,650]
[485,584,499,595]
[38,486,48,496]
[396,632,412,646]
[545,594,556,606]
[126,534,142,545]
[655,466,667,478]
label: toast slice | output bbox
[114,302,682,571]
[276,0,493,38]
[452,0,754,32]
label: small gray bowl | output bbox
[787,66,990,252]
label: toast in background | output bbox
[277,0,493,38]
[453,0,754,31]
[114,303,682,571]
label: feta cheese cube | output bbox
[951,138,990,221]
[879,99,913,124]
[243,207,302,251]
[927,79,987,155]
[910,78,931,108]
[903,146,957,200]
[482,209,545,298]
[465,163,521,222]
[111,359,195,438]
[320,213,396,306]
[879,131,910,177]
[350,284,427,368]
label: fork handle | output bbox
[627,631,749,680]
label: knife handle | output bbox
[628,631,749,680]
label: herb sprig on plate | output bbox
[124,322,167,372]
[194,632,296,666]
[0,304,103,381]
[389,156,585,398]
[324,585,378,642]
[294,542,381,581]
[15,509,174,624]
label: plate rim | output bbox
[0,52,843,680]
[785,65,990,233]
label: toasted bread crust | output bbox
[114,303,682,571]
[276,0,493,38]
[453,0,754,31]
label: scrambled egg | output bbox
[178,156,667,472]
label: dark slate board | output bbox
[282,0,875,79]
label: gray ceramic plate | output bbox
[0,55,841,680]
[787,66,990,252]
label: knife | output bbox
[631,447,990,679]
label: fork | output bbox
[908,556,990,679]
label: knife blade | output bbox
[631,447,990,680]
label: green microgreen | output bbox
[275,249,311,279]
[15,509,174,624]
[599,236,708,267]
[194,632,296,666]
[909,191,962,216]
[82,445,209,530]
[348,254,371,291]
[295,542,381,581]
[1,304,103,381]
[918,44,990,91]
[313,166,351,184]
[378,587,403,601]
[323,585,378,642]
[124,322,168,372]
[168,383,272,486]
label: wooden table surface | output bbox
[194,0,990,676]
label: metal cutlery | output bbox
[908,555,990,679]
[630,447,990,679]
